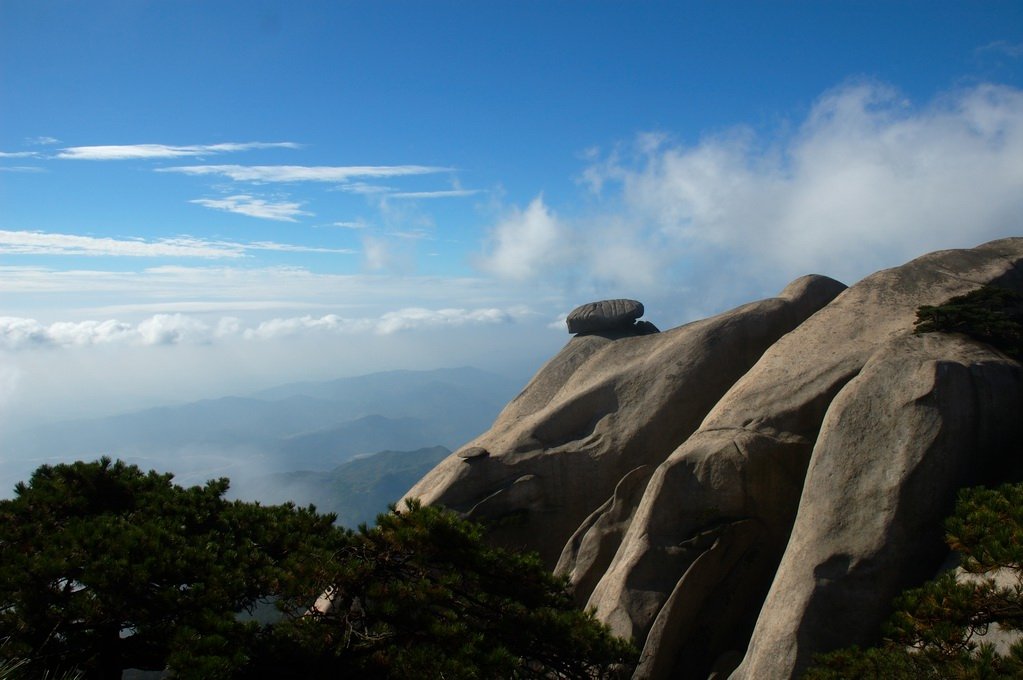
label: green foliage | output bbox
[260,500,637,679]
[0,461,635,679]
[914,285,1023,360]
[0,458,343,680]
[806,483,1023,679]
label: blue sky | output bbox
[1,1,1022,426]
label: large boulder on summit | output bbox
[403,237,1023,680]
[566,299,648,334]
[403,275,846,566]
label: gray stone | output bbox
[567,299,645,334]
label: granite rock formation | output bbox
[403,237,1023,679]
[566,298,656,335]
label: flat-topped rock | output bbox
[567,299,645,334]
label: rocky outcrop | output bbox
[566,299,648,335]
[404,237,1023,679]
[404,275,846,565]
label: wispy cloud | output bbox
[0,166,44,173]
[57,142,300,160]
[337,182,395,194]
[0,151,40,158]
[977,40,1023,59]
[190,194,312,222]
[0,266,516,320]
[159,164,451,183]
[0,230,353,259]
[329,220,370,229]
[387,229,433,240]
[245,241,355,254]
[0,231,247,258]
[389,189,481,199]
[243,307,513,339]
[26,136,60,146]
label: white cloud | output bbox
[477,196,568,281]
[0,231,247,258]
[0,166,44,173]
[362,236,392,271]
[330,220,369,229]
[0,151,39,158]
[977,41,1023,59]
[338,182,395,194]
[46,319,137,346]
[26,136,60,146]
[501,81,1023,302]
[387,229,433,240]
[190,194,312,222]
[245,307,513,339]
[137,314,213,345]
[245,241,355,254]
[389,189,480,199]
[0,230,353,258]
[0,307,517,350]
[0,317,140,349]
[159,164,451,183]
[0,265,469,301]
[56,142,300,160]
[0,314,212,349]
[374,307,511,334]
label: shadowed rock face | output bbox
[403,237,1023,680]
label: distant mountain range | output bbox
[1,366,519,497]
[235,445,453,528]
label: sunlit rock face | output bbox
[404,237,1023,680]
[403,275,847,566]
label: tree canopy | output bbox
[0,459,634,679]
[914,284,1023,360]
[259,499,636,679]
[0,458,342,679]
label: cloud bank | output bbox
[0,308,518,350]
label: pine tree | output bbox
[260,500,637,679]
[806,483,1023,679]
[0,461,635,679]
[0,458,343,679]
[914,284,1023,360]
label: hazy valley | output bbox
[0,366,520,524]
